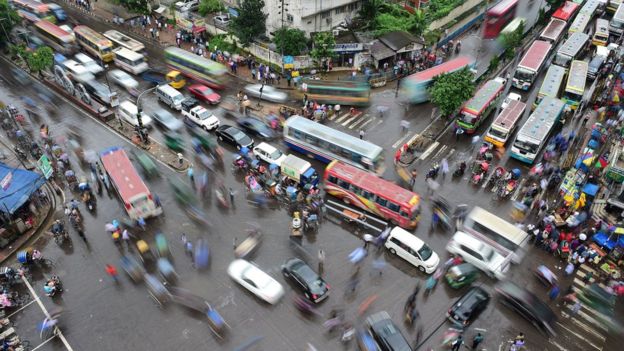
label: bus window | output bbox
[327,175,338,184]
[337,179,350,190]
[305,134,318,145]
[388,202,400,212]
[362,190,375,201]
[376,197,388,207]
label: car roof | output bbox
[190,84,207,90]
[453,231,488,252]
[75,53,94,62]
[454,286,490,309]
[497,282,556,323]
[255,142,277,152]
[449,263,478,275]
[368,315,411,351]
[389,227,425,249]
[289,259,317,280]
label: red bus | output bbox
[552,1,580,22]
[100,147,163,220]
[324,160,421,229]
[483,0,519,39]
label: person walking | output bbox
[549,284,560,301]
[571,300,582,316]
[229,188,235,206]
[441,158,449,180]
[185,240,193,260]
[318,249,325,275]
[359,129,365,140]
[122,229,132,250]
[105,264,119,283]
[451,334,464,351]
[471,333,484,350]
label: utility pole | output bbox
[278,0,288,73]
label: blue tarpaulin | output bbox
[0,163,46,215]
[582,183,599,197]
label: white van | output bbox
[384,227,440,274]
[74,53,104,75]
[62,59,95,83]
[118,100,153,127]
[446,231,510,280]
[156,84,185,110]
[113,48,149,75]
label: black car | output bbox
[215,125,254,150]
[281,258,329,303]
[447,286,490,326]
[237,117,276,140]
[495,282,557,337]
[365,311,412,351]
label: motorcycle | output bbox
[51,220,70,245]
[476,143,494,162]
[487,166,506,189]
[425,162,440,180]
[43,275,63,297]
[452,161,467,178]
[471,161,489,185]
[231,155,248,174]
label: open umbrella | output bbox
[595,157,608,169]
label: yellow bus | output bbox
[33,20,77,55]
[563,60,589,110]
[11,0,56,23]
[592,18,609,46]
[73,25,114,63]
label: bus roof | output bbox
[408,56,474,82]
[487,0,518,16]
[34,20,72,42]
[99,147,150,201]
[568,12,592,33]
[103,30,145,51]
[286,116,383,159]
[540,19,566,41]
[595,18,609,33]
[558,32,589,57]
[13,0,49,9]
[114,47,144,60]
[492,100,526,130]
[580,0,601,15]
[615,2,624,21]
[566,60,588,94]
[517,97,565,143]
[326,160,419,205]
[164,46,227,75]
[552,1,580,21]
[74,25,112,46]
[462,79,504,115]
[301,79,369,91]
[539,65,567,98]
[465,206,529,247]
[501,17,526,35]
[518,40,551,71]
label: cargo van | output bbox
[156,84,185,110]
[384,227,440,274]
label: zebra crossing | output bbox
[326,111,383,130]
[552,264,610,351]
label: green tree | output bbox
[500,21,524,60]
[374,8,426,37]
[272,27,307,56]
[230,0,267,45]
[26,46,54,76]
[358,0,384,25]
[309,32,336,68]
[428,67,475,117]
[0,0,20,46]
[113,0,150,15]
[198,0,225,16]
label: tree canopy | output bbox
[230,0,267,45]
[428,67,475,117]
[358,2,426,37]
[198,0,225,16]
[113,0,150,15]
[26,46,54,76]
[309,32,336,67]
[0,0,20,46]
[500,21,525,59]
[272,28,307,56]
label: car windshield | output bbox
[232,130,247,140]
[202,88,213,95]
[269,149,282,159]
[418,244,433,261]
[480,244,495,261]
[197,110,211,120]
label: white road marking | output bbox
[349,115,372,129]
[334,112,351,123]
[370,119,384,129]
[341,115,359,126]
[392,133,413,149]
[21,276,74,350]
[556,322,603,351]
[419,142,440,161]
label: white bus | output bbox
[534,64,567,108]
[113,48,149,75]
[610,3,624,35]
[562,60,589,110]
[539,18,566,43]
[461,206,530,263]
[512,40,552,90]
[510,97,566,164]
[593,18,610,46]
[554,32,590,67]
[103,30,146,55]
[568,11,592,35]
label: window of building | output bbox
[335,6,345,15]
[321,10,331,19]
[348,2,359,11]
[287,14,294,22]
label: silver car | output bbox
[108,69,139,91]
[244,84,288,103]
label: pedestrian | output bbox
[363,233,374,249]
[122,229,131,249]
[181,233,187,245]
[571,300,582,316]
[409,170,418,189]
[150,27,154,39]
[318,249,325,275]
[471,333,484,350]
[187,166,194,184]
[441,158,449,179]
[359,129,365,140]
[137,216,146,231]
[105,264,119,283]
[229,187,235,206]
[451,334,464,351]
[400,120,410,134]
[185,240,193,259]
[155,30,160,41]
[548,284,560,301]
[177,152,183,165]
[431,211,440,231]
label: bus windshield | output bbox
[515,68,534,81]
[488,127,508,139]
[513,139,539,154]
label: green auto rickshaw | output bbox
[168,178,196,206]
[132,150,159,178]
[445,263,480,289]
[164,132,185,152]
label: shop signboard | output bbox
[332,43,363,52]
[37,155,53,179]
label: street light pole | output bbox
[0,18,11,44]
[135,84,161,144]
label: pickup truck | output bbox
[141,70,167,86]
[181,98,220,131]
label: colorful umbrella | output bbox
[594,157,608,169]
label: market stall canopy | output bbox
[0,163,46,215]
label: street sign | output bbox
[37,155,53,179]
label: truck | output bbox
[181,98,220,131]
[280,154,319,188]
[606,144,624,183]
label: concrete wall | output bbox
[428,0,485,31]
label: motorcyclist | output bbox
[32,249,42,262]
[44,276,61,296]
[51,220,64,235]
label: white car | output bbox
[446,231,509,280]
[214,15,230,27]
[253,142,287,166]
[61,59,95,84]
[74,53,104,75]
[118,100,153,128]
[108,69,139,91]
[228,259,284,304]
[244,84,288,103]
[501,92,522,110]
[384,227,440,274]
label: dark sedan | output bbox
[281,258,329,303]
[215,125,254,150]
[237,117,276,140]
[447,286,490,326]
[496,282,558,337]
[365,311,412,351]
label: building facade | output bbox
[264,0,362,37]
